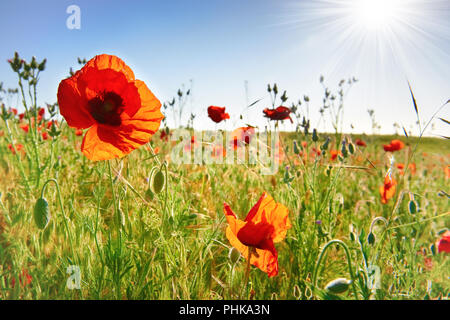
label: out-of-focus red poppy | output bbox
[41,131,49,140]
[330,150,341,161]
[38,107,45,117]
[57,54,164,161]
[74,128,83,136]
[437,230,450,253]
[11,268,32,288]
[408,163,416,175]
[19,124,29,133]
[230,126,255,149]
[379,174,397,204]
[263,106,293,123]
[18,113,25,121]
[8,143,24,155]
[212,144,226,158]
[11,108,18,115]
[223,192,291,278]
[160,129,171,142]
[207,106,230,123]
[445,166,450,179]
[184,135,198,153]
[355,139,366,147]
[383,139,404,152]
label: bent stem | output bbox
[312,239,359,300]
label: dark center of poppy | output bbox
[88,91,124,126]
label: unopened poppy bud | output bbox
[38,58,47,71]
[34,197,50,230]
[273,83,278,95]
[341,141,348,158]
[430,243,436,256]
[229,247,240,264]
[293,140,300,155]
[408,200,418,214]
[151,170,165,194]
[30,56,38,69]
[348,142,355,154]
[267,84,271,93]
[312,129,318,142]
[325,278,353,294]
[367,232,375,245]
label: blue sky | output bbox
[0,0,449,136]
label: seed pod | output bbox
[325,278,353,294]
[312,129,319,142]
[348,142,355,154]
[367,232,375,245]
[229,247,241,264]
[151,170,165,194]
[408,200,418,214]
[293,140,300,155]
[34,197,51,230]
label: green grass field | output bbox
[0,53,449,301]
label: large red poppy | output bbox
[263,106,293,123]
[207,106,230,123]
[383,139,404,152]
[223,192,291,277]
[57,54,164,161]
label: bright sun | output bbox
[352,0,399,30]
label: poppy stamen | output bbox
[88,91,124,126]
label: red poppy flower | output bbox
[19,123,29,133]
[8,143,24,155]
[57,54,164,161]
[355,139,366,147]
[18,113,25,121]
[11,268,32,288]
[383,139,404,152]
[223,192,291,277]
[379,174,397,204]
[11,108,18,115]
[437,230,450,253]
[396,163,405,170]
[41,131,49,140]
[38,107,45,117]
[408,163,416,175]
[74,128,83,136]
[263,106,293,123]
[330,150,341,161]
[230,126,255,149]
[207,106,230,123]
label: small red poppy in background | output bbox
[57,54,164,161]
[8,143,24,155]
[263,106,293,123]
[437,230,450,253]
[19,123,29,133]
[330,150,341,161]
[379,174,397,204]
[230,126,255,149]
[11,268,32,288]
[355,139,366,147]
[73,128,83,136]
[445,166,450,179]
[18,113,25,121]
[223,192,291,278]
[207,106,230,123]
[41,131,49,140]
[383,139,404,152]
[38,107,45,117]
[11,108,18,115]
